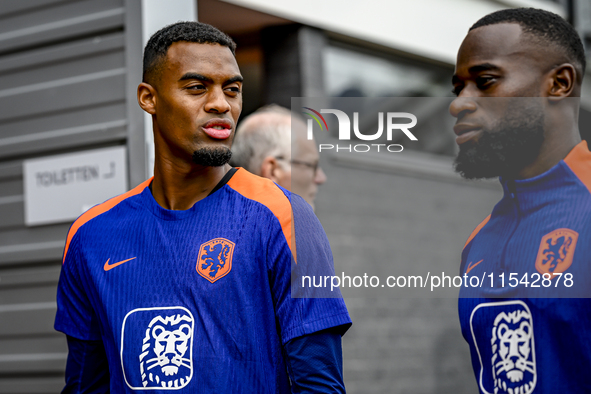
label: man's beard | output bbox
[454,101,545,179]
[192,147,232,167]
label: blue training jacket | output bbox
[459,141,591,394]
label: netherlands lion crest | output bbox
[535,228,578,276]
[197,238,235,283]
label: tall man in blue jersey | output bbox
[451,8,591,393]
[54,22,351,393]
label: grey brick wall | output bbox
[314,156,502,394]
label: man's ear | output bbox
[260,156,285,183]
[137,82,157,114]
[547,63,576,99]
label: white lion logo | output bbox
[139,314,193,388]
[491,310,536,394]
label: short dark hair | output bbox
[142,21,237,84]
[471,8,586,78]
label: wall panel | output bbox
[0,0,136,390]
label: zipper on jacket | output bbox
[499,180,520,271]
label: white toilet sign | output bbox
[23,146,128,226]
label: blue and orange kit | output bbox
[55,168,351,392]
[458,141,591,393]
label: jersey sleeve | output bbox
[63,335,110,392]
[55,233,102,341]
[284,327,346,393]
[268,193,352,344]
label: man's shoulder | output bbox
[564,140,591,196]
[225,168,299,254]
[226,168,292,216]
[227,167,291,198]
[224,168,319,233]
[62,178,151,263]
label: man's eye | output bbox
[476,76,495,88]
[225,86,241,93]
[187,85,206,90]
[451,85,462,96]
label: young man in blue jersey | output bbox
[451,8,591,393]
[54,22,351,393]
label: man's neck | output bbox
[151,159,231,210]
[517,125,580,180]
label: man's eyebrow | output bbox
[179,73,244,85]
[179,73,213,83]
[452,63,502,85]
[224,75,243,85]
[178,73,243,85]
[468,63,501,74]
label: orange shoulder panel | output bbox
[227,169,295,259]
[463,214,491,250]
[564,140,591,194]
[62,177,153,264]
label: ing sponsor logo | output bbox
[121,306,195,390]
[470,301,537,394]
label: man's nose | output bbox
[315,166,327,184]
[449,96,477,119]
[204,87,231,114]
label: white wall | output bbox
[222,0,564,64]
[141,0,197,177]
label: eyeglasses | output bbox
[275,156,320,174]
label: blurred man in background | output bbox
[231,105,327,210]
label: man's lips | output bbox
[201,118,233,140]
[453,123,482,145]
